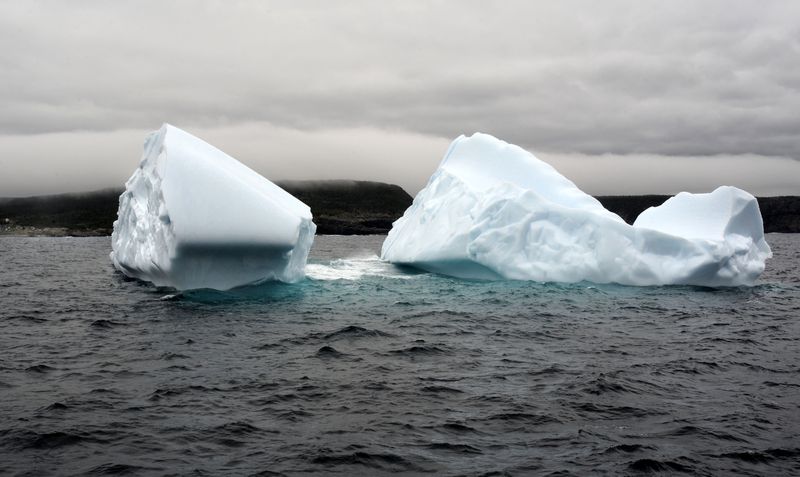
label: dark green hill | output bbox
[1,184,798,235]
[0,188,122,235]
[278,180,412,234]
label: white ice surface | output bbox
[110,124,315,290]
[381,133,771,287]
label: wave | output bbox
[309,451,431,472]
[627,458,695,473]
[305,255,420,281]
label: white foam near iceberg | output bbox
[381,133,771,287]
[110,124,316,290]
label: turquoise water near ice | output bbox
[1,234,799,475]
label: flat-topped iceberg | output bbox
[111,124,315,290]
[381,133,771,287]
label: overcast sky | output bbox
[1,0,799,197]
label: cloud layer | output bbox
[1,1,798,196]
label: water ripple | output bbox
[0,234,798,475]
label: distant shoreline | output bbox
[0,227,796,239]
[2,183,799,235]
[0,225,111,237]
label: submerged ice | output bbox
[110,124,315,290]
[381,133,771,287]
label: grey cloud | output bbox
[0,0,799,196]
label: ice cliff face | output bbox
[110,124,315,290]
[381,133,771,287]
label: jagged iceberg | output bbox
[111,124,315,290]
[381,133,771,287]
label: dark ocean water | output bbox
[1,234,799,476]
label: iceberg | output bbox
[110,124,315,290]
[381,133,771,287]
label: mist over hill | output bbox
[1,182,798,236]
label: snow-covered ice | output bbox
[110,124,315,290]
[381,133,771,287]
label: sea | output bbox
[1,234,798,476]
